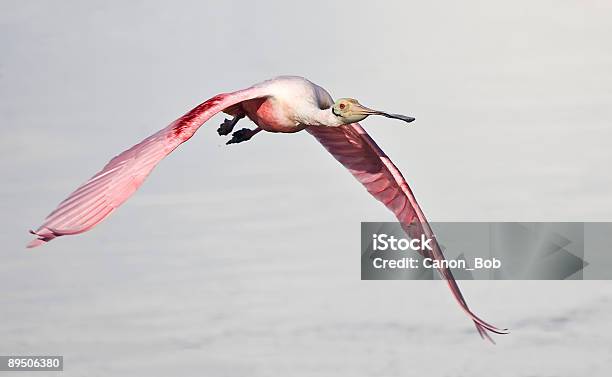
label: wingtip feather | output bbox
[26,238,46,248]
[26,228,56,249]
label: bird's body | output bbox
[27,75,507,341]
[227,76,336,133]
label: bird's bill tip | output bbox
[387,114,415,123]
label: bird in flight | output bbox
[27,76,507,341]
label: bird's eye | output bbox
[339,103,345,109]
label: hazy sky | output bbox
[1,1,612,376]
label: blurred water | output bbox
[1,1,612,376]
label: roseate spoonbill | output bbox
[27,76,507,341]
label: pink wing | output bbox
[28,87,266,248]
[307,123,508,342]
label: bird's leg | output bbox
[217,114,245,136]
[227,127,262,145]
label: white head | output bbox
[331,98,415,125]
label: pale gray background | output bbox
[1,0,612,376]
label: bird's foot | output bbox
[217,118,239,136]
[227,128,260,145]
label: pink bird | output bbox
[28,76,507,341]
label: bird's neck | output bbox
[307,108,345,127]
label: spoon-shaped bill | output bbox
[353,103,415,124]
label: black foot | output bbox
[217,118,236,136]
[227,128,256,145]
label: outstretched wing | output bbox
[306,123,508,341]
[28,87,266,248]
